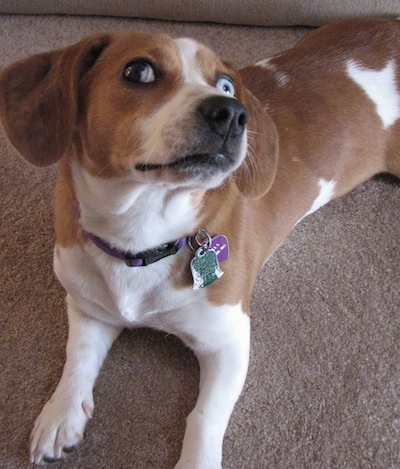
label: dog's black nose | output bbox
[199,96,248,138]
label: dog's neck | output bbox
[71,159,203,254]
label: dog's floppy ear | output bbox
[234,86,278,198]
[0,34,110,167]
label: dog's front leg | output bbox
[30,295,122,465]
[175,304,250,469]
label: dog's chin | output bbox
[134,152,243,189]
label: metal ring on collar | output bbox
[188,229,212,251]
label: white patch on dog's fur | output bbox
[256,58,290,86]
[346,59,400,129]
[297,178,336,224]
[174,38,210,86]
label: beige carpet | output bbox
[0,14,399,469]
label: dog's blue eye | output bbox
[216,77,235,96]
[123,61,156,84]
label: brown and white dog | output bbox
[0,17,399,468]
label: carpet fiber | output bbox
[0,14,399,469]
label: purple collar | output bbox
[83,230,188,267]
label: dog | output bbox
[0,16,399,468]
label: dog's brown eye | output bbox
[123,60,156,84]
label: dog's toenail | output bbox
[43,455,63,463]
[63,445,77,454]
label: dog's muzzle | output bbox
[136,95,248,178]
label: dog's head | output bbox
[0,32,277,197]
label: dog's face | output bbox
[0,31,278,197]
[79,34,249,190]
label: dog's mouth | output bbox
[135,152,231,172]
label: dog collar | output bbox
[74,203,229,289]
[84,230,188,267]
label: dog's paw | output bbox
[30,393,94,465]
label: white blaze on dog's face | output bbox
[77,33,249,190]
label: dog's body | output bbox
[0,17,399,468]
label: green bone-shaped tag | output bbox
[190,247,224,290]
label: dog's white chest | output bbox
[55,244,194,327]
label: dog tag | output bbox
[190,247,224,290]
[210,235,229,262]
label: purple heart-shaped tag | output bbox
[210,235,229,262]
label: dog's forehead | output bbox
[173,37,224,86]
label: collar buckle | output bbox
[123,241,180,267]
